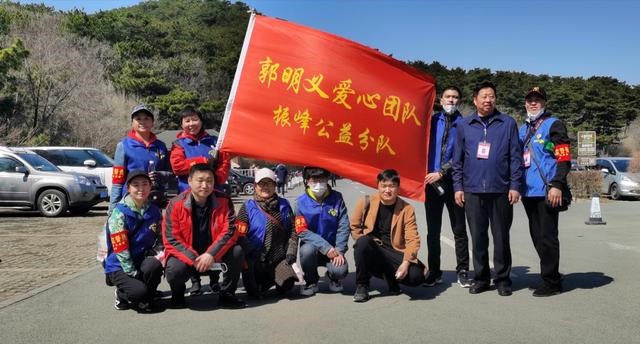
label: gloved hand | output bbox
[285,254,296,265]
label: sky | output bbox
[16,0,640,86]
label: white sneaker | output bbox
[300,283,319,296]
[328,280,344,292]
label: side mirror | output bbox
[15,166,27,174]
[83,159,97,167]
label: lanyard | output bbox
[524,118,546,148]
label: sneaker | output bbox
[218,292,247,309]
[300,283,319,296]
[328,280,344,293]
[423,270,443,287]
[137,301,153,313]
[532,284,562,297]
[188,280,202,296]
[353,284,370,303]
[457,270,472,288]
[113,289,129,310]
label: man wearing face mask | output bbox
[423,86,471,288]
[294,167,349,296]
[518,87,570,297]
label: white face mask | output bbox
[443,104,457,114]
[310,182,328,197]
[527,108,545,122]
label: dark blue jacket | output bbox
[428,111,463,175]
[452,110,523,193]
[244,198,293,257]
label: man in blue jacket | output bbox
[424,86,471,288]
[294,167,349,296]
[452,81,523,296]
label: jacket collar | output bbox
[127,129,158,147]
[176,130,208,141]
[469,109,502,124]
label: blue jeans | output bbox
[299,241,348,284]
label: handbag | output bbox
[528,140,572,211]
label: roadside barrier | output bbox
[585,193,606,225]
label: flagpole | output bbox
[217,10,257,149]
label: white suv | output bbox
[25,147,115,194]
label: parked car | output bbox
[25,146,115,194]
[0,147,108,216]
[595,157,640,200]
[229,169,255,196]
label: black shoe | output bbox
[113,289,129,310]
[209,282,221,294]
[353,284,370,303]
[170,296,186,309]
[188,280,202,296]
[469,283,490,294]
[218,292,247,309]
[497,285,512,296]
[136,301,153,313]
[532,284,562,297]
[457,270,473,288]
[423,270,443,287]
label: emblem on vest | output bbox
[328,208,338,217]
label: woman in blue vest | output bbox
[104,170,164,312]
[236,168,299,298]
[294,167,349,296]
[170,107,230,194]
[109,104,170,212]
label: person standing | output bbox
[452,81,523,296]
[275,164,289,196]
[519,87,570,297]
[109,104,170,211]
[350,169,426,302]
[423,86,471,288]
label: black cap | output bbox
[130,104,154,120]
[525,86,547,101]
[126,170,151,186]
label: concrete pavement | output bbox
[1,180,639,343]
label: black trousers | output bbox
[108,257,163,304]
[277,182,286,195]
[464,192,513,286]
[522,197,561,287]
[353,235,425,287]
[165,245,244,298]
[424,180,469,273]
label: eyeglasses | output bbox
[256,181,276,187]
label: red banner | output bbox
[219,14,435,201]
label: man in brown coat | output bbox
[349,169,426,302]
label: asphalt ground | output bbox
[1,180,639,344]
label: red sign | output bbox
[219,14,436,201]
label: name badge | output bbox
[523,150,531,167]
[477,142,490,159]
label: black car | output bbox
[228,170,254,196]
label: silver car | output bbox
[596,157,640,200]
[0,147,108,216]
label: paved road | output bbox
[1,180,639,343]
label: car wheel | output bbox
[243,183,255,195]
[69,206,92,215]
[610,183,621,200]
[37,189,68,217]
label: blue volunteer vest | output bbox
[296,191,342,246]
[120,137,168,198]
[245,198,292,254]
[104,203,162,274]
[519,117,559,197]
[174,134,218,193]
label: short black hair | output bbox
[377,169,400,186]
[442,85,462,99]
[179,107,203,121]
[472,81,496,98]
[188,163,214,179]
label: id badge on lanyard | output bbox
[476,124,490,159]
[523,149,531,167]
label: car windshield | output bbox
[17,153,60,172]
[612,159,630,172]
